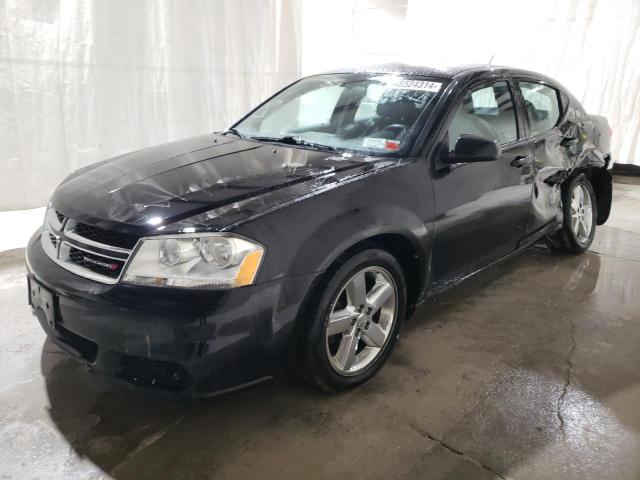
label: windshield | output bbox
[233,73,445,156]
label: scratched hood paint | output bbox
[52,133,394,235]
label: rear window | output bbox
[520,82,561,136]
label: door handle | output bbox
[510,155,532,168]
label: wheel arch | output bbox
[294,228,427,336]
[333,232,425,313]
[586,157,613,225]
[285,230,426,373]
[567,157,612,225]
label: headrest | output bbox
[524,99,545,121]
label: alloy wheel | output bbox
[325,266,398,376]
[570,183,593,244]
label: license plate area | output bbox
[28,277,57,330]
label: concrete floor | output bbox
[1,177,639,480]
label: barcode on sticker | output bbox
[394,80,442,92]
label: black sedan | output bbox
[26,63,613,396]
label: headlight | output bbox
[122,233,264,289]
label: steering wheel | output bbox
[381,123,409,140]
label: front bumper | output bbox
[26,230,318,397]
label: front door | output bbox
[429,79,534,291]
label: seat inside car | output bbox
[368,99,420,140]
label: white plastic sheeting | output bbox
[0,0,301,210]
[2,0,639,211]
[405,0,640,167]
[303,0,640,167]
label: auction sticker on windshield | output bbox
[362,138,402,150]
[394,80,442,92]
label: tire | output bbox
[295,248,406,392]
[545,173,597,254]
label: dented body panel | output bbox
[52,134,400,235]
[27,63,613,396]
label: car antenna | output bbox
[487,54,495,67]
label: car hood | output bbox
[52,133,398,235]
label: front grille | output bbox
[117,355,190,391]
[43,212,135,284]
[67,246,125,279]
[72,222,139,250]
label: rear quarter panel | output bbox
[588,114,612,159]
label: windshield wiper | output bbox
[221,127,244,138]
[250,135,337,153]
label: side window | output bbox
[519,82,561,136]
[448,81,518,150]
[260,84,343,133]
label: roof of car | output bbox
[322,62,552,82]
[323,62,481,77]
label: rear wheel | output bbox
[295,249,406,392]
[546,173,597,254]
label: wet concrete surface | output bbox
[1,176,639,479]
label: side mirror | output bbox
[446,134,501,163]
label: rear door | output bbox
[429,79,535,290]
[515,79,572,235]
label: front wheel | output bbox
[546,173,597,254]
[295,248,406,392]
